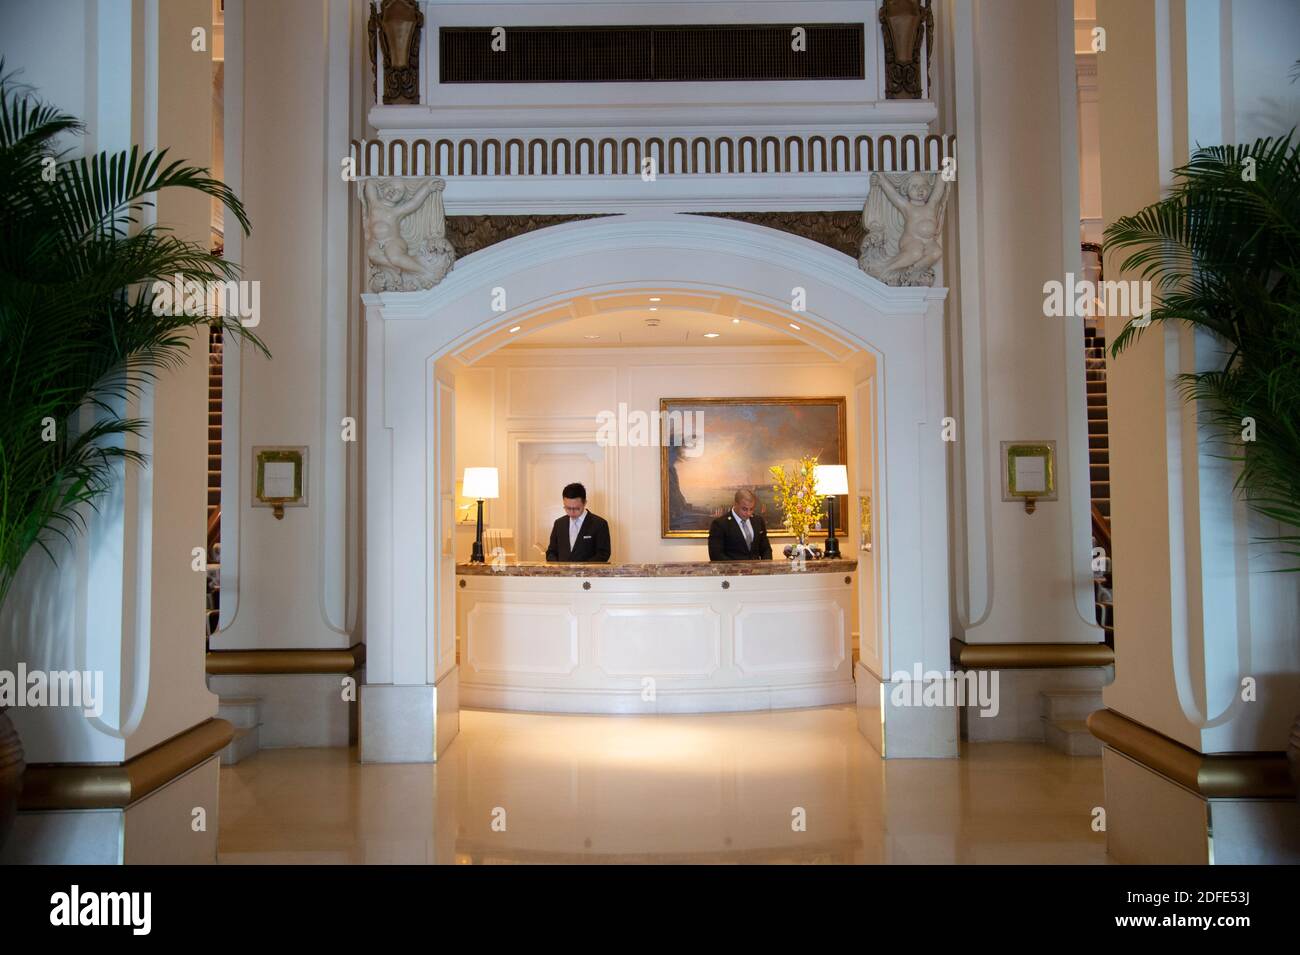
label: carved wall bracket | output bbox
[879,0,934,99]
[368,0,423,105]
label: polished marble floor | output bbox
[217,705,1110,864]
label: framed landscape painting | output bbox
[660,396,848,538]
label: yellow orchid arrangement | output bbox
[768,455,822,542]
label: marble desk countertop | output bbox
[455,559,858,578]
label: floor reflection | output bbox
[217,706,1108,864]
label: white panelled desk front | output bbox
[456,560,857,714]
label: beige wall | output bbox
[1098,0,1191,747]
[1075,0,1102,243]
[131,0,222,756]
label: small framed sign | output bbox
[253,446,308,519]
[1001,441,1056,513]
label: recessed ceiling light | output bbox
[789,322,801,331]
[731,318,740,324]
[703,332,720,338]
[508,325,521,333]
[583,334,600,340]
[649,297,661,302]
[649,307,658,311]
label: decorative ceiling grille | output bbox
[439,24,866,84]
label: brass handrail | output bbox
[206,507,221,557]
[1090,503,1111,555]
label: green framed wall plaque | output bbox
[253,446,308,519]
[1000,441,1056,513]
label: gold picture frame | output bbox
[860,493,872,551]
[659,396,849,538]
[454,479,488,525]
[253,446,307,520]
[1000,441,1056,513]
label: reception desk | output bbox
[455,560,857,714]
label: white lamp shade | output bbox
[462,467,499,499]
[814,464,849,496]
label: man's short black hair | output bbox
[562,482,587,502]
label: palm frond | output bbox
[0,64,269,609]
[1105,133,1300,568]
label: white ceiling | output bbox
[505,307,797,348]
[456,289,860,365]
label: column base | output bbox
[1102,748,1300,863]
[208,670,361,747]
[1090,708,1300,863]
[957,665,1112,742]
[1,756,221,864]
[359,666,460,763]
[855,661,959,758]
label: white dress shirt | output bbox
[732,508,754,550]
[569,509,588,550]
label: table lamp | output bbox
[462,467,499,563]
[814,464,849,559]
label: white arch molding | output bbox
[358,213,954,762]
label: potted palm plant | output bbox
[0,65,268,849]
[1105,132,1299,795]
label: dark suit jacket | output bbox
[708,510,773,561]
[545,511,612,562]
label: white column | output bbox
[211,0,358,653]
[856,296,958,758]
[0,0,221,864]
[1095,0,1300,863]
[359,309,459,763]
[947,0,1102,649]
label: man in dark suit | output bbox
[545,482,612,562]
[708,489,773,561]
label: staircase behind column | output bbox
[1084,323,1113,645]
[1036,323,1114,758]
[207,325,223,638]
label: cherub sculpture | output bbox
[859,171,949,286]
[361,177,456,292]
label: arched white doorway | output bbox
[358,213,952,762]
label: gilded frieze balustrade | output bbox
[349,132,957,179]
